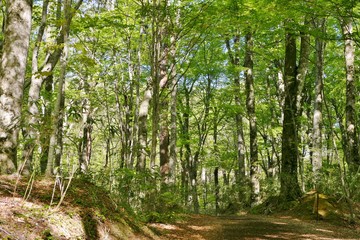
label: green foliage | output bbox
[41,229,53,240]
[143,191,184,223]
[12,0,360,222]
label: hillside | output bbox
[0,175,160,240]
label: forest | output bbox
[0,0,360,239]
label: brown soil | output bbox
[1,175,359,239]
[150,214,360,240]
[0,175,159,240]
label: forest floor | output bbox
[150,214,360,240]
[0,175,159,240]
[0,175,359,239]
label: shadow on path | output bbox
[150,214,359,240]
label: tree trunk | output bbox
[273,60,285,124]
[22,0,83,174]
[159,24,170,187]
[135,18,147,172]
[225,36,246,203]
[0,0,32,174]
[312,18,326,181]
[214,167,220,214]
[213,109,220,214]
[190,151,200,213]
[21,0,49,175]
[46,0,71,176]
[180,83,192,207]
[244,31,260,206]
[149,0,163,173]
[342,16,360,171]
[280,27,301,201]
[39,76,53,173]
[169,22,178,186]
[78,98,93,174]
[137,86,152,171]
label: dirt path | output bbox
[149,214,360,240]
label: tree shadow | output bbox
[219,216,354,240]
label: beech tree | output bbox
[0,0,32,174]
[341,9,360,172]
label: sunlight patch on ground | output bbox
[264,234,287,239]
[281,232,297,237]
[149,223,182,230]
[166,233,205,240]
[273,221,288,225]
[300,234,346,240]
[316,228,334,233]
[189,225,213,231]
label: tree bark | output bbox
[137,85,152,171]
[280,27,301,201]
[0,0,32,174]
[244,31,260,206]
[159,23,170,187]
[21,0,49,175]
[342,16,360,171]
[225,36,246,203]
[179,81,192,207]
[213,108,220,214]
[169,18,178,185]
[150,0,161,173]
[78,97,93,174]
[22,0,83,174]
[312,18,326,181]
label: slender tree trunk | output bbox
[132,28,142,171]
[169,22,178,185]
[135,15,146,172]
[21,0,49,175]
[295,19,311,116]
[273,60,285,124]
[39,76,53,173]
[189,73,212,213]
[159,25,170,187]
[150,0,160,172]
[22,0,83,174]
[214,167,219,213]
[312,18,326,181]
[129,43,139,169]
[184,86,193,209]
[137,86,152,171]
[244,31,260,205]
[180,84,192,207]
[265,72,278,177]
[201,167,208,210]
[125,37,135,169]
[46,47,67,176]
[0,0,32,174]
[190,151,200,213]
[78,97,93,173]
[169,67,177,185]
[295,20,311,193]
[46,0,71,176]
[225,36,246,203]
[342,16,360,171]
[213,110,220,214]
